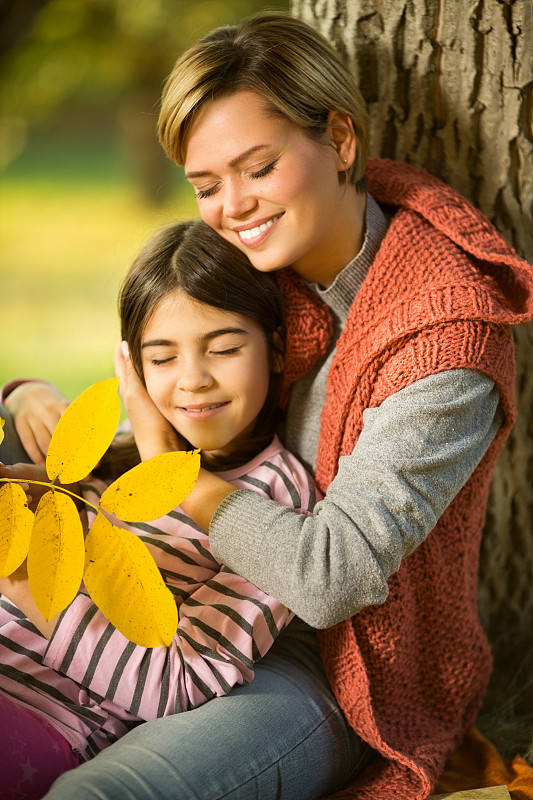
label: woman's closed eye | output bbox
[195,185,218,200]
[194,158,279,199]
[248,158,279,180]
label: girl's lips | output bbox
[178,401,230,420]
[234,214,283,247]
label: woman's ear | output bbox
[270,329,285,374]
[327,109,357,173]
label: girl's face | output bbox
[184,90,360,287]
[141,289,271,465]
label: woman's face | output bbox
[184,90,359,286]
[141,289,271,465]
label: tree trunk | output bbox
[291,0,533,657]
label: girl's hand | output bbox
[0,560,60,638]
[4,382,69,466]
[114,341,182,460]
[0,462,48,511]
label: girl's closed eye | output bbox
[151,355,175,366]
[212,346,241,356]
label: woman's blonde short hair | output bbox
[158,10,370,188]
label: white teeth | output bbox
[183,403,225,413]
[238,214,281,241]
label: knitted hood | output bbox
[280,157,532,404]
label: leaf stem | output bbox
[0,477,100,513]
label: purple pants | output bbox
[0,693,81,799]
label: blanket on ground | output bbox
[435,728,533,800]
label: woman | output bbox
[4,10,533,800]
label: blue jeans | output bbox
[43,634,370,800]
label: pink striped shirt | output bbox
[0,437,317,760]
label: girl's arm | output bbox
[44,566,293,718]
[0,461,87,637]
[0,562,59,638]
[42,447,312,719]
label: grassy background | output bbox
[0,138,197,400]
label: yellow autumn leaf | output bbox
[0,417,5,445]
[46,378,121,484]
[99,450,200,522]
[84,514,178,647]
[0,483,34,577]
[28,490,85,620]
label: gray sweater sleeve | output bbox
[209,369,501,628]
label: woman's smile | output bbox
[233,213,284,246]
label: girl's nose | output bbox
[177,359,213,393]
[223,180,257,219]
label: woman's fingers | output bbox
[113,340,127,384]
[114,340,143,396]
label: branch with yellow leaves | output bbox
[0,379,200,647]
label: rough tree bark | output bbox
[290,0,533,653]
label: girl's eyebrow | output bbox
[141,339,174,349]
[185,145,268,179]
[141,328,248,349]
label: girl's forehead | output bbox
[143,290,257,339]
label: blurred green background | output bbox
[0,0,289,401]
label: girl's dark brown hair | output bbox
[95,220,285,478]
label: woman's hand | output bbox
[114,341,182,460]
[4,382,69,466]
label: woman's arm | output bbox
[208,369,502,628]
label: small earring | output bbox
[342,157,347,164]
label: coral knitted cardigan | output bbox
[277,159,533,800]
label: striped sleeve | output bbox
[42,440,315,720]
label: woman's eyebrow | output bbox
[141,329,248,349]
[185,145,269,179]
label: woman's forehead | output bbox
[183,90,294,168]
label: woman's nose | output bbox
[223,179,257,219]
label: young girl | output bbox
[0,220,323,798]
